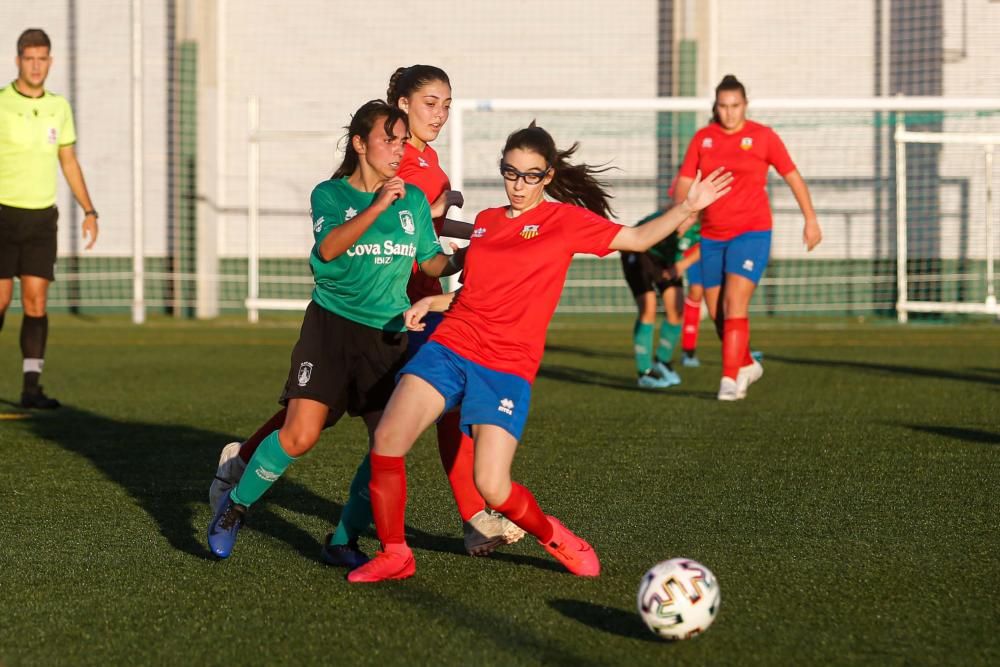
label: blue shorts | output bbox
[399,341,532,440]
[685,258,702,287]
[404,311,443,360]
[700,231,772,288]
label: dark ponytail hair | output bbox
[501,122,615,218]
[386,65,451,107]
[711,74,747,125]
[331,100,409,179]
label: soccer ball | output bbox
[637,558,720,640]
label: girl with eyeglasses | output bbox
[673,75,823,401]
[348,123,733,582]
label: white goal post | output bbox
[894,125,998,322]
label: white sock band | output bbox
[23,358,44,374]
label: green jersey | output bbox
[676,221,701,259]
[635,210,701,263]
[0,83,77,209]
[309,178,441,331]
[635,210,678,265]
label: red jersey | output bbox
[431,201,621,382]
[678,120,796,241]
[399,142,449,301]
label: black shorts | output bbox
[279,301,408,418]
[0,204,59,281]
[620,251,682,298]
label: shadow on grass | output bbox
[13,405,561,572]
[764,354,1000,387]
[900,424,1000,446]
[548,599,660,642]
[537,364,720,401]
[545,343,632,361]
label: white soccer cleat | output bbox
[209,441,248,509]
[717,377,743,401]
[736,359,764,396]
[463,509,526,556]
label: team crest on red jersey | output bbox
[740,137,753,151]
[701,137,713,148]
[519,224,540,239]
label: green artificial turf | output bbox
[0,314,997,666]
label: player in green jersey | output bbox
[207,100,462,560]
[619,211,692,388]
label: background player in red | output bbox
[208,68,522,565]
[674,75,822,400]
[347,123,732,583]
[391,65,523,555]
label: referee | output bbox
[0,29,98,409]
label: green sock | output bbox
[633,321,654,374]
[230,430,296,507]
[656,322,682,364]
[330,453,373,546]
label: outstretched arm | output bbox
[610,168,733,252]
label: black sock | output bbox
[0,311,5,334]
[21,314,48,392]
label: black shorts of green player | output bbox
[0,205,59,282]
[620,247,683,298]
[280,301,408,421]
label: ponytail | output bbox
[386,65,451,107]
[501,122,615,218]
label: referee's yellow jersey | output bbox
[0,83,76,209]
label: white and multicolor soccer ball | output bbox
[637,558,720,640]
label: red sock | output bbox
[490,483,554,543]
[722,317,749,379]
[437,413,485,521]
[238,409,287,463]
[681,298,701,354]
[369,453,407,545]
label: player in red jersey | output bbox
[674,75,822,400]
[207,67,522,566]
[388,65,525,554]
[348,123,732,582]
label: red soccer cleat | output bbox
[539,516,600,577]
[346,543,416,583]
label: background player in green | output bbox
[0,29,99,409]
[619,211,689,388]
[207,100,462,559]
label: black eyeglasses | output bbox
[500,163,550,185]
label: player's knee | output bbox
[473,470,511,507]
[373,420,409,456]
[277,426,320,457]
[22,296,47,317]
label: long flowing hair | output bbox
[501,122,615,218]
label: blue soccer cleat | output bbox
[207,495,247,559]
[750,349,764,362]
[638,369,673,389]
[320,534,370,569]
[653,360,682,386]
[681,352,700,368]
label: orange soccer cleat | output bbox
[346,543,416,583]
[539,516,600,577]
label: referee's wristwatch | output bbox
[84,209,99,218]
